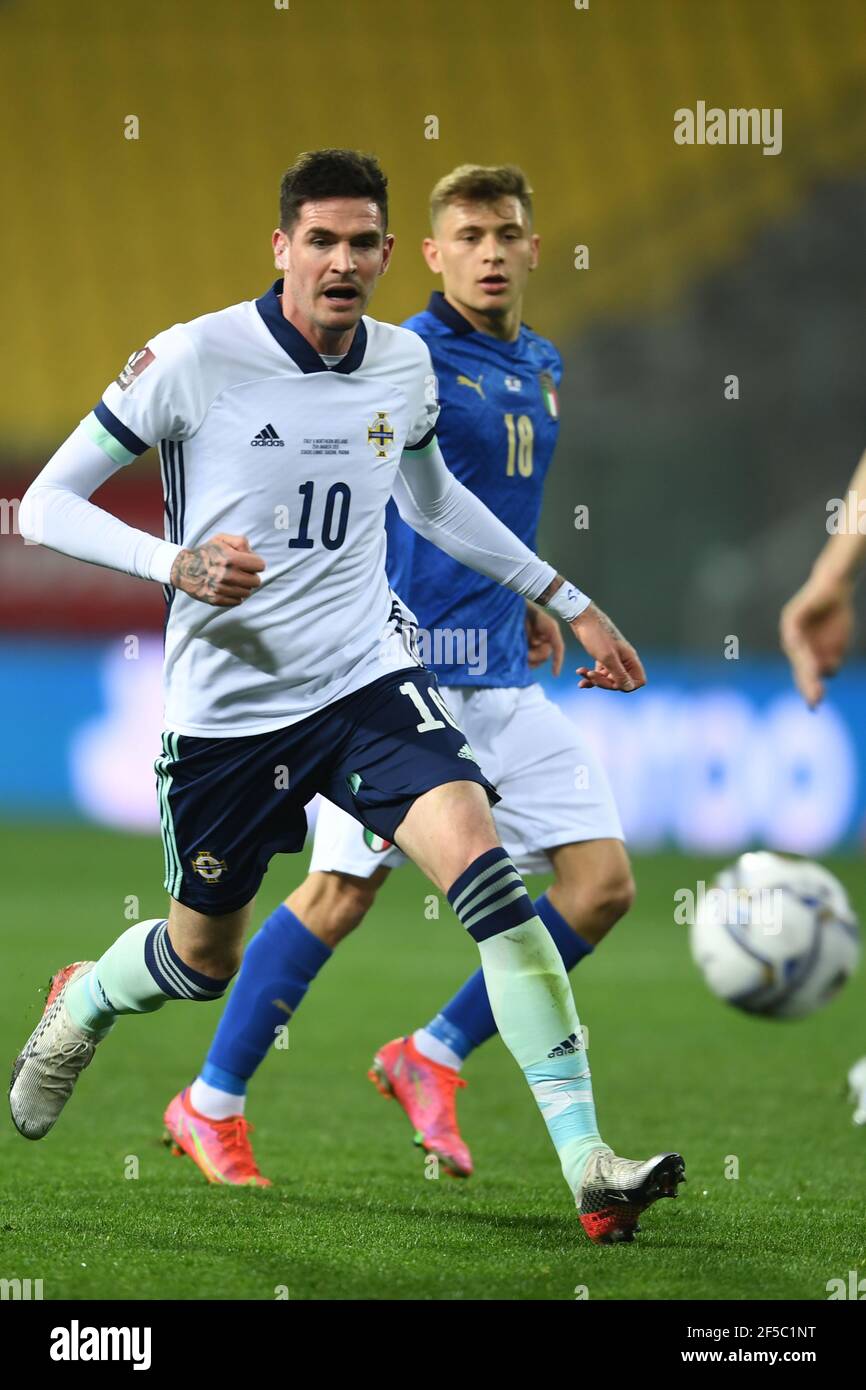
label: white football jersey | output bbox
[82,281,439,736]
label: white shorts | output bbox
[309,683,624,879]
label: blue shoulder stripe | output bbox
[93,400,149,457]
[404,425,436,453]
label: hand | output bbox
[525,603,565,675]
[170,533,265,608]
[780,569,855,708]
[570,602,646,692]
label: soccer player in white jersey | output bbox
[11,150,683,1244]
[780,443,866,1127]
[168,164,641,1191]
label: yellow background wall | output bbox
[1,0,865,447]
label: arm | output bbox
[18,424,264,607]
[780,449,866,707]
[18,424,180,582]
[394,439,645,692]
[394,439,564,602]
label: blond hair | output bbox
[429,163,533,229]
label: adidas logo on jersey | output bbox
[547,1032,584,1058]
[251,423,284,446]
[457,742,477,761]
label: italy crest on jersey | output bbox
[538,370,559,420]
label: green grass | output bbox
[1,825,865,1300]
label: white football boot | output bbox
[846,1057,866,1127]
[576,1147,686,1244]
[9,961,106,1139]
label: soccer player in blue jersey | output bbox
[158,163,682,1240]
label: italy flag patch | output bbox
[364,828,392,853]
[538,370,559,419]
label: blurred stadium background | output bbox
[2,0,866,853]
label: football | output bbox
[689,851,861,1018]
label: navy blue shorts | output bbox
[154,668,499,914]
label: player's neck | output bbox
[443,291,522,342]
[278,292,358,357]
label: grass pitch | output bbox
[1,825,865,1301]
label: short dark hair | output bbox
[429,163,533,229]
[279,149,389,233]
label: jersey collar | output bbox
[256,279,368,373]
[425,290,476,335]
[425,290,528,347]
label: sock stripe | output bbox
[152,926,197,999]
[145,921,230,1001]
[451,852,515,915]
[158,924,229,998]
[461,883,528,932]
[147,921,194,999]
[448,848,538,942]
[461,867,522,922]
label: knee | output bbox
[555,868,635,938]
[587,871,636,931]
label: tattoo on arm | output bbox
[536,575,564,607]
[592,605,625,642]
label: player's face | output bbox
[423,197,539,321]
[272,198,394,341]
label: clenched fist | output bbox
[170,533,265,608]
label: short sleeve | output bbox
[80,324,205,466]
[403,338,441,451]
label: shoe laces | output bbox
[220,1114,260,1163]
[41,1039,96,1095]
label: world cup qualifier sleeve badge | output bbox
[538,370,559,420]
[116,347,155,391]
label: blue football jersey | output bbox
[385,291,562,687]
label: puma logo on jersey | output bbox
[456,372,485,399]
[251,423,285,446]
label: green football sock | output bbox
[447,849,608,1196]
[475,916,607,1193]
[65,918,175,1036]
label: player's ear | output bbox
[272,228,290,272]
[528,233,540,271]
[422,237,440,274]
[379,233,396,277]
